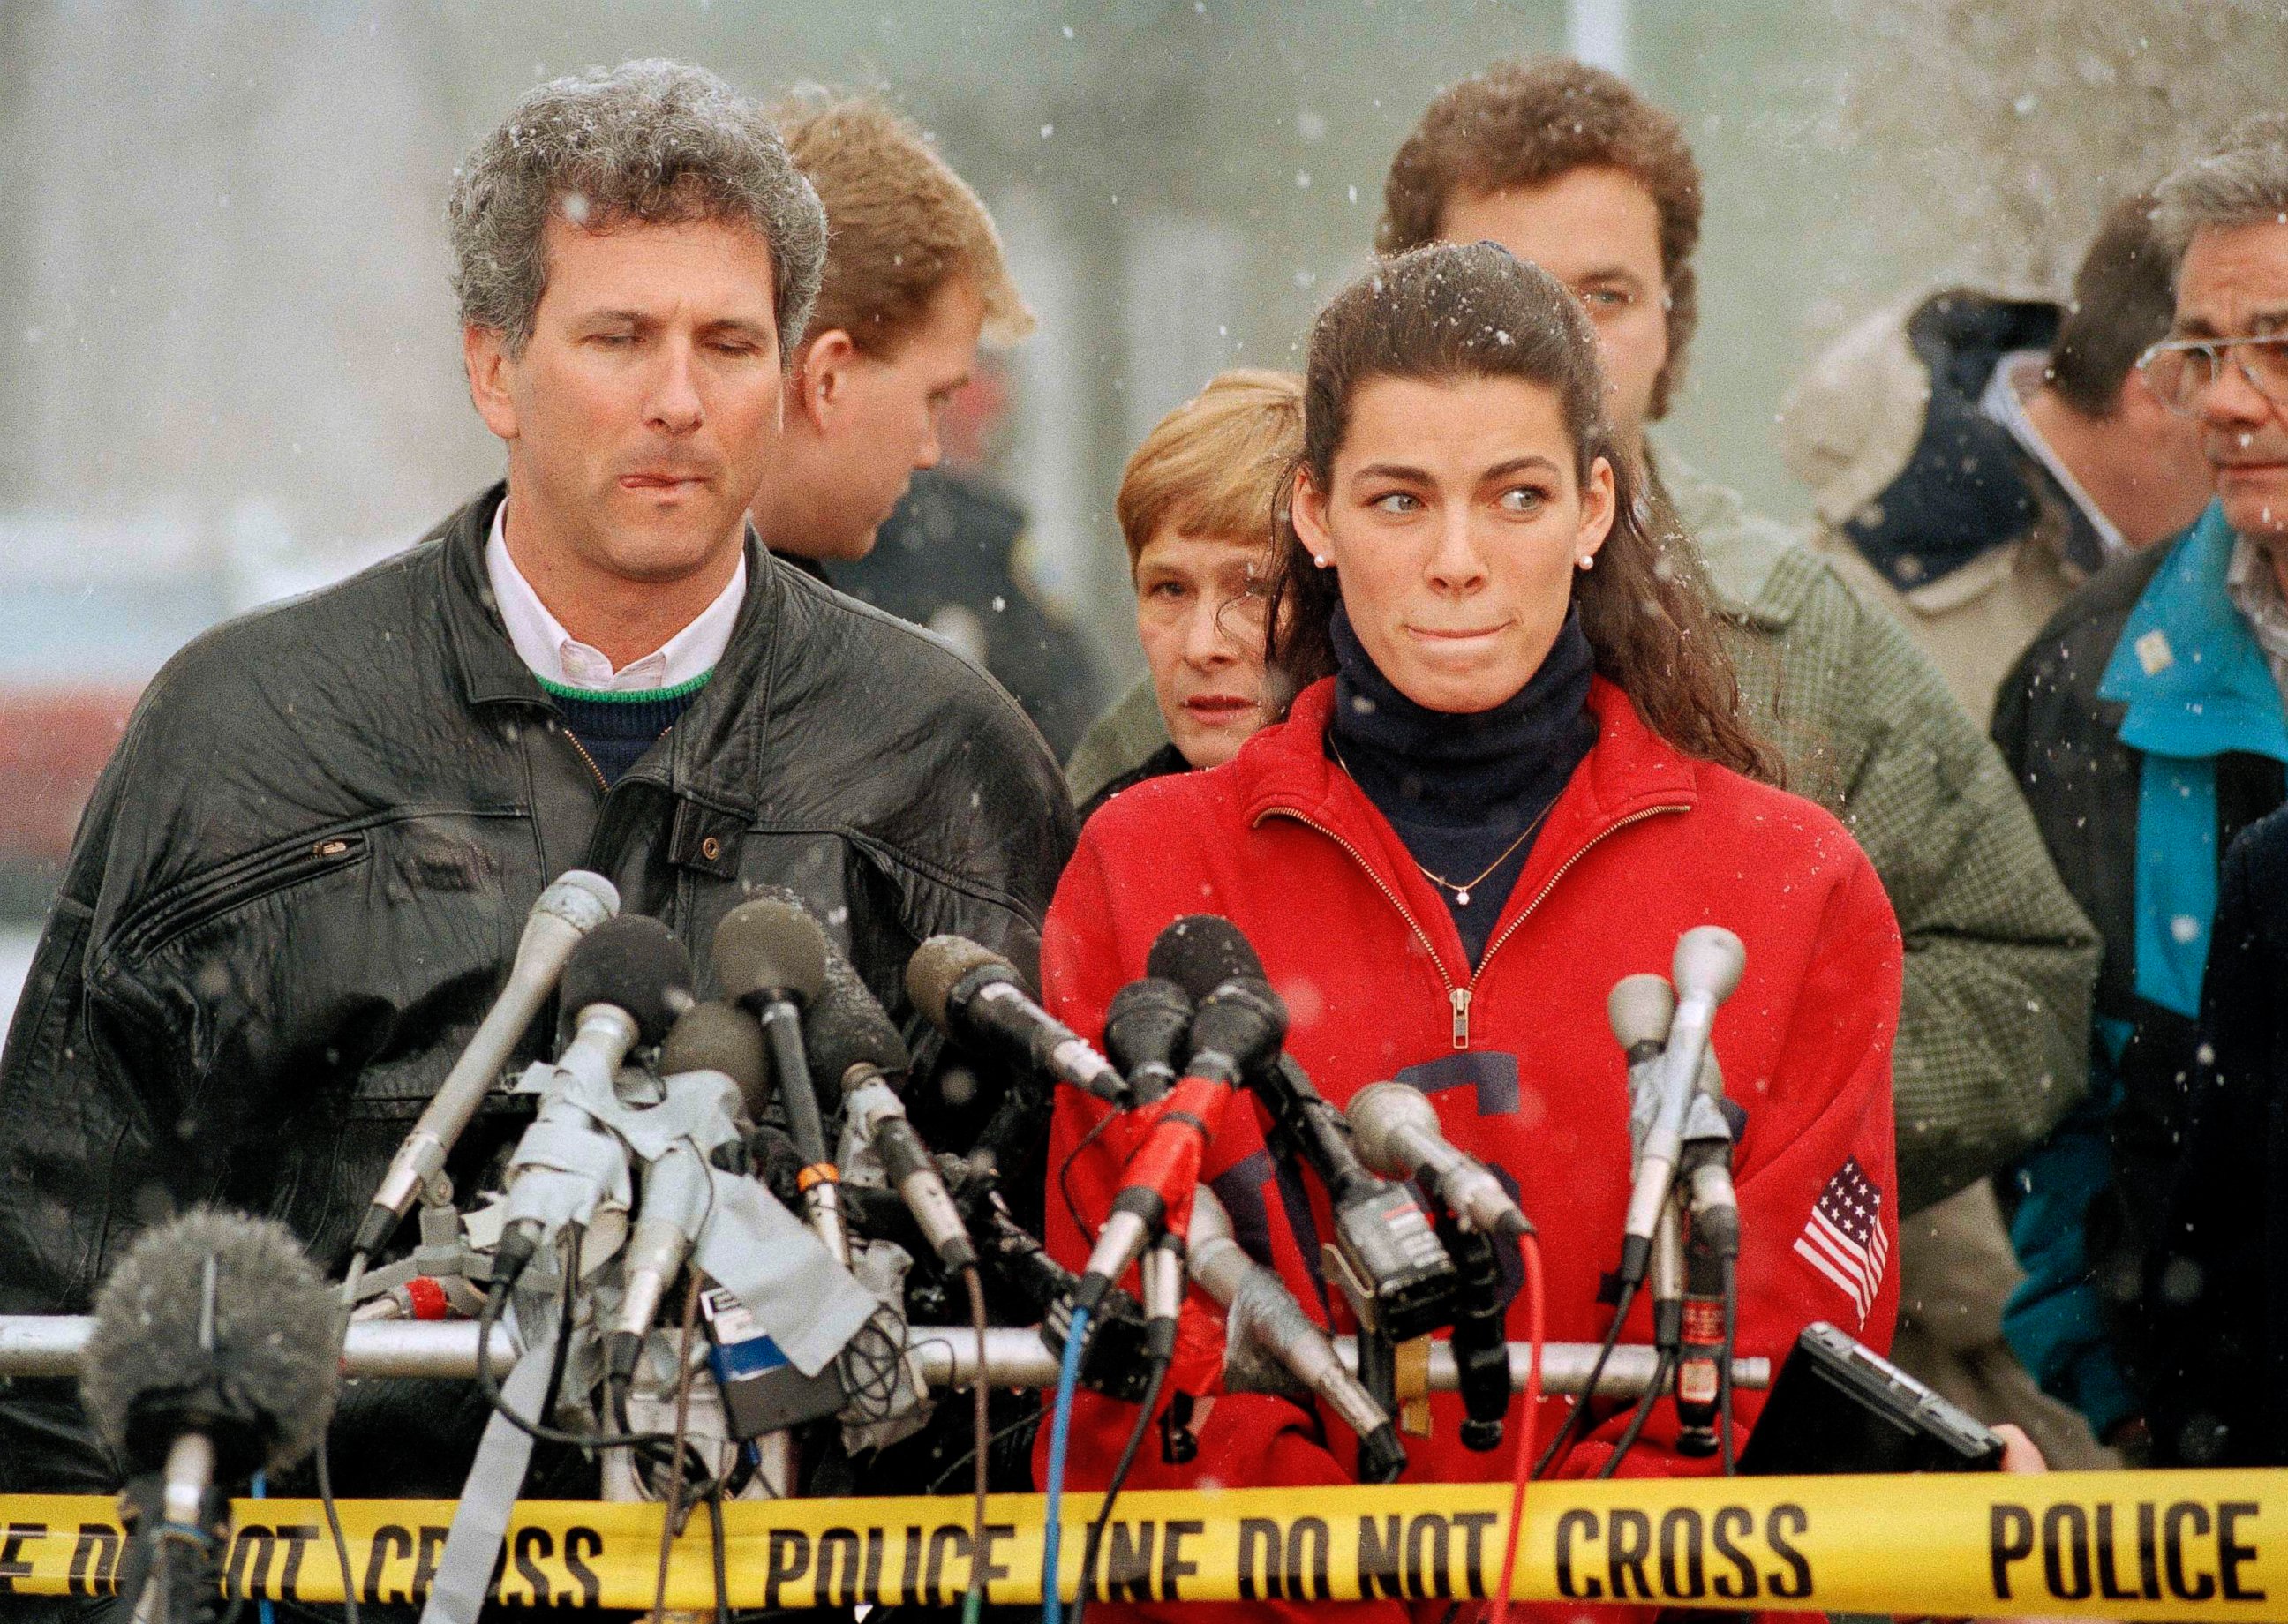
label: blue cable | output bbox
[251,1470,275,1624]
[1040,1304,1092,1624]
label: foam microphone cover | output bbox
[81,1209,342,1484]
[805,948,911,1103]
[905,935,1012,1030]
[1104,977,1193,1074]
[661,1000,771,1119]
[1145,914,1266,1001]
[1607,974,1677,1053]
[560,914,694,1046]
[713,897,829,1008]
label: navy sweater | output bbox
[1326,605,1598,965]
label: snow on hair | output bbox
[2154,115,2288,264]
[448,59,827,357]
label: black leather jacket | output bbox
[0,485,1075,1500]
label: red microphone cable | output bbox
[1487,1229,1546,1624]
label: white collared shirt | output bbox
[1981,350,2129,563]
[485,499,744,692]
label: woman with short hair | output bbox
[1076,370,1302,819]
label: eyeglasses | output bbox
[2138,333,2288,417]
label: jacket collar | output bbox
[1646,449,1807,623]
[1239,674,1697,973]
[2097,500,2288,764]
[439,481,785,808]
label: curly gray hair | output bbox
[448,60,826,358]
[2155,113,2288,264]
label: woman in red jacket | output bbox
[1040,243,1901,1610]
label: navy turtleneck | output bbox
[1327,604,1599,966]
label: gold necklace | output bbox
[1330,741,1554,906]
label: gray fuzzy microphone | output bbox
[83,1208,342,1491]
[83,1209,342,1622]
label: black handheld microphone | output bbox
[808,949,976,1273]
[354,870,620,1262]
[1073,967,1285,1311]
[83,1211,342,1624]
[907,935,1132,1108]
[1103,977,1193,1106]
[1148,916,1461,1346]
[712,897,843,1252]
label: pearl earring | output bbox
[1577,553,1597,570]
[1313,554,1330,568]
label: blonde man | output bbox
[1070,370,1301,816]
[756,94,1032,562]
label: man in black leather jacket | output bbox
[0,61,1073,1506]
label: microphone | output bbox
[609,999,773,1371]
[496,915,693,1287]
[1618,928,1745,1286]
[83,1211,342,1624]
[354,871,619,1262]
[659,999,770,1124]
[1607,969,1738,1457]
[1607,973,1676,1109]
[1074,925,1287,1311]
[809,950,976,1273]
[1346,1082,1533,1244]
[712,897,843,1252]
[907,935,1132,1108]
[975,1203,1159,1403]
[1145,918,1461,1346]
[1188,1186,1408,1484]
[1103,977,1193,1106]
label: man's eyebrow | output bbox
[578,307,654,327]
[700,317,775,342]
[1571,265,1646,286]
[2176,307,2288,339]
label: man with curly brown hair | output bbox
[1373,57,2108,1464]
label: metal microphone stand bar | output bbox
[5,1314,1766,1397]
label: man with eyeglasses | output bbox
[1994,116,2288,1463]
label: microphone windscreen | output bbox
[533,869,620,929]
[713,898,829,1008]
[1672,926,1747,1004]
[1145,914,1264,1001]
[1607,974,1677,1052]
[806,949,910,1100]
[905,935,1012,1029]
[661,1000,770,1118]
[1104,977,1193,1073]
[81,1209,341,1483]
[561,914,694,1045]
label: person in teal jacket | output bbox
[1991,117,2288,1455]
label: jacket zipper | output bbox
[1258,803,1684,1049]
[111,831,371,965]
[562,730,611,793]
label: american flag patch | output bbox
[1792,1156,1887,1324]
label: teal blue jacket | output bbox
[1994,504,2288,1437]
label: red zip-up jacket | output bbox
[1036,676,1900,1624]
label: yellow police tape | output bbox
[2,1472,2283,1617]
